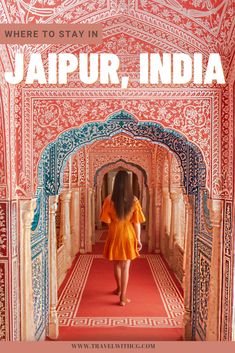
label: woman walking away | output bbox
[100,170,146,306]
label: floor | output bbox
[55,229,184,341]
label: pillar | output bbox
[86,187,93,252]
[206,199,223,341]
[20,199,36,341]
[101,177,106,201]
[177,196,185,248]
[169,190,181,265]
[148,187,154,252]
[142,185,147,219]
[160,187,171,255]
[78,186,86,253]
[60,191,72,269]
[96,185,102,229]
[48,195,59,339]
[71,189,80,256]
[91,190,96,244]
[182,196,189,288]
[154,186,162,253]
[183,195,194,340]
[108,172,115,194]
[139,175,144,205]
[140,183,147,243]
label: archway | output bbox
[93,160,149,249]
[94,159,149,224]
[31,110,209,340]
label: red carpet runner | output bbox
[56,241,184,340]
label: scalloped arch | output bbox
[94,158,148,188]
[32,109,209,340]
[38,110,206,197]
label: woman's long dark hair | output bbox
[111,170,134,219]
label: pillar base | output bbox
[148,239,153,253]
[168,249,174,267]
[154,249,160,254]
[87,242,92,253]
[183,310,193,341]
[184,322,193,341]
[48,314,59,340]
[66,256,72,270]
[38,329,46,341]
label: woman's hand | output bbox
[137,240,142,251]
[133,223,142,252]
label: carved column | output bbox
[160,152,171,258]
[154,186,162,253]
[177,195,185,248]
[169,190,181,266]
[183,195,194,340]
[148,187,154,252]
[48,195,59,339]
[20,199,36,341]
[139,175,144,205]
[96,185,102,229]
[108,172,115,194]
[141,185,148,243]
[91,190,96,244]
[101,178,106,202]
[86,187,93,252]
[206,199,223,341]
[78,186,86,253]
[182,196,189,288]
[60,191,72,269]
[71,189,80,256]
[160,188,169,256]
[142,186,147,219]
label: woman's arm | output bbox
[133,223,142,251]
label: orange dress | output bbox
[100,195,146,260]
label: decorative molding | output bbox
[16,88,222,197]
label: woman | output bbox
[100,170,146,306]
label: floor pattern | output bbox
[57,254,184,329]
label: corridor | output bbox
[55,230,184,341]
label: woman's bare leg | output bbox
[120,260,131,303]
[113,260,121,294]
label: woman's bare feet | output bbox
[113,288,121,296]
[119,296,131,306]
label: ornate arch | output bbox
[33,110,207,340]
[94,159,148,188]
[93,159,149,233]
[38,110,206,196]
